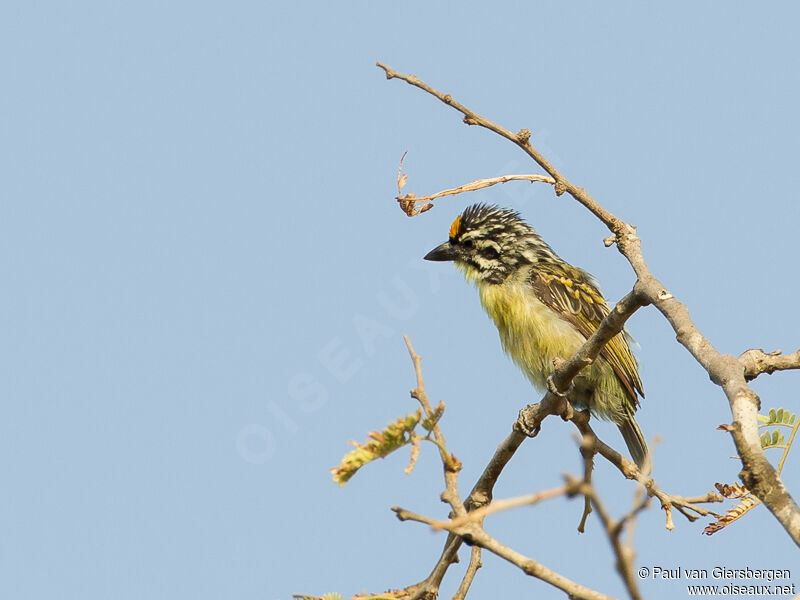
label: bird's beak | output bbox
[424,241,457,262]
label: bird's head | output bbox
[424,204,554,284]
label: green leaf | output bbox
[758,407,797,427]
[760,428,785,449]
[331,410,422,486]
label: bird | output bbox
[424,203,649,470]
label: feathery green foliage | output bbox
[704,407,798,535]
[331,410,435,486]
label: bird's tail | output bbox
[618,415,650,474]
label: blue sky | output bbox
[2,2,799,599]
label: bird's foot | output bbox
[516,404,543,437]
[546,375,571,397]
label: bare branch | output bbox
[739,347,800,381]
[378,61,800,546]
[396,169,555,217]
[439,485,569,529]
[577,433,595,533]
[396,499,617,600]
[376,61,620,227]
[516,399,723,529]
[404,336,465,518]
[406,429,527,599]
[564,410,723,528]
[452,546,482,600]
[394,506,440,527]
[549,285,649,397]
[568,477,642,600]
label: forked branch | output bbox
[377,61,800,546]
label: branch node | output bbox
[516,128,531,144]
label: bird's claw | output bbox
[516,405,542,437]
[546,375,569,397]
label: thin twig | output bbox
[452,546,482,600]
[403,335,467,527]
[405,429,527,600]
[568,477,642,600]
[569,410,723,527]
[516,399,723,529]
[377,61,619,226]
[578,433,595,533]
[397,501,617,600]
[739,348,800,380]
[436,485,569,529]
[396,171,555,216]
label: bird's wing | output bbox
[530,264,644,404]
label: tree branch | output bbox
[518,399,723,530]
[452,546,482,600]
[739,347,800,381]
[378,61,800,546]
[549,285,650,397]
[568,477,643,600]
[404,336,466,523]
[396,169,555,217]
[394,499,617,600]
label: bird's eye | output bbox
[480,245,500,259]
[460,238,474,249]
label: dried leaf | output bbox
[703,495,761,535]
[714,482,750,499]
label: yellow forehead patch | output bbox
[449,215,462,240]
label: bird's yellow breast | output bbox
[477,279,586,391]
